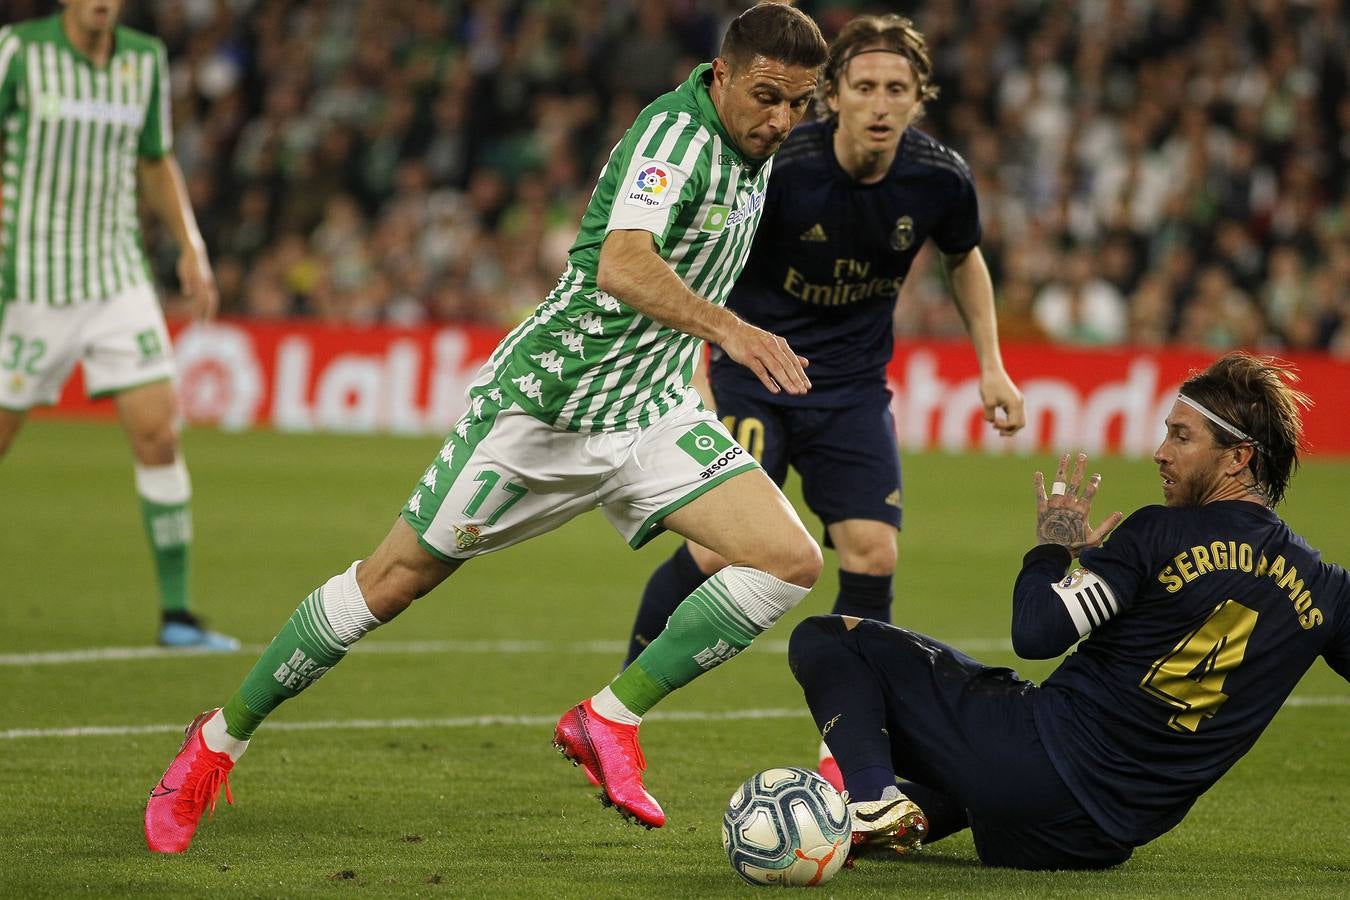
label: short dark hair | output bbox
[1180,352,1311,507]
[720,3,828,73]
[823,15,939,119]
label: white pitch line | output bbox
[0,707,811,741]
[2,697,1344,742]
[0,637,1019,667]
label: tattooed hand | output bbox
[1037,508,1087,547]
[1033,452,1125,558]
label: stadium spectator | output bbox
[55,0,1343,349]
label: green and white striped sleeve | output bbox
[605,110,709,245]
[136,40,171,159]
[0,26,18,117]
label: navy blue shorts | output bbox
[809,616,1132,869]
[711,385,902,535]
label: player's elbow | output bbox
[597,231,646,298]
[1011,625,1072,660]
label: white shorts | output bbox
[0,284,174,410]
[401,386,760,559]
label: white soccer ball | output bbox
[721,766,850,887]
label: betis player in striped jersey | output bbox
[145,3,828,852]
[0,1,233,650]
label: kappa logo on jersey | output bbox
[890,215,916,251]
[625,161,672,209]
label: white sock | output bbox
[200,709,248,762]
[589,685,641,726]
[134,459,191,503]
[719,565,811,629]
[320,561,382,645]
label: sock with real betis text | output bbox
[604,566,809,718]
[135,462,193,616]
[219,562,380,741]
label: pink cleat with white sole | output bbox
[144,709,235,853]
[554,699,665,828]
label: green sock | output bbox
[609,573,761,717]
[139,498,191,614]
[221,589,349,740]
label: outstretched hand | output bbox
[1033,451,1124,558]
[721,319,811,395]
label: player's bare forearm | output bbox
[598,229,810,395]
[943,248,1004,370]
[138,155,218,319]
[137,155,206,254]
[597,229,738,343]
[945,247,1025,433]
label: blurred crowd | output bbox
[7,0,1347,352]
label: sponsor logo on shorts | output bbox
[136,329,164,362]
[677,422,748,479]
[676,422,732,464]
[696,445,745,479]
[453,523,482,551]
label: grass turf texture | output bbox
[2,420,1347,898]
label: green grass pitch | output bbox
[2,420,1347,897]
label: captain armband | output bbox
[1051,567,1119,638]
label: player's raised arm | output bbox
[1010,452,1125,659]
[598,229,811,395]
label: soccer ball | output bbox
[721,767,850,887]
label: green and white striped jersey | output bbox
[0,16,170,305]
[490,64,773,433]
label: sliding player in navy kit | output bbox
[625,14,1025,668]
[788,353,1350,867]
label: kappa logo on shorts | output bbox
[677,422,746,479]
[453,523,482,551]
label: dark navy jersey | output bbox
[708,120,981,407]
[1013,501,1350,846]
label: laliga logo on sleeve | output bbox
[625,161,672,209]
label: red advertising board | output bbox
[42,320,1350,457]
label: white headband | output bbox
[1177,394,1261,449]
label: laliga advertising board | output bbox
[45,319,1350,456]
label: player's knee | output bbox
[787,616,840,683]
[758,535,823,588]
[355,557,423,620]
[842,540,897,577]
[128,421,180,466]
